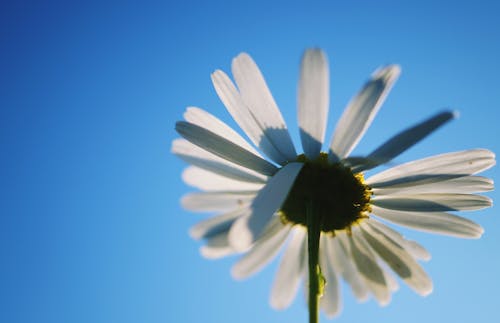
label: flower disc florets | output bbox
[279,153,372,233]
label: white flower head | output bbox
[173,49,495,318]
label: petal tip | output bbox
[230,266,246,281]
[374,64,401,82]
[232,52,254,69]
[188,226,202,240]
[388,64,402,74]
[485,196,493,207]
[210,69,226,81]
[180,194,190,210]
[269,297,288,311]
[378,297,392,307]
[419,284,434,297]
[199,246,218,259]
[354,291,370,303]
[228,220,253,252]
[323,310,341,319]
[303,48,327,59]
[235,52,251,60]
[188,224,206,240]
[422,253,432,262]
[476,226,485,238]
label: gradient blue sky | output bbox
[1,1,499,322]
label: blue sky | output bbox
[1,1,499,322]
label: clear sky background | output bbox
[1,1,499,322]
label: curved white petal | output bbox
[319,235,341,318]
[360,221,433,296]
[354,111,456,172]
[366,149,496,186]
[329,65,401,161]
[172,139,267,183]
[298,49,329,159]
[381,263,399,293]
[200,231,236,259]
[229,163,304,251]
[183,106,261,156]
[371,205,484,238]
[232,53,297,163]
[212,67,295,165]
[231,219,291,280]
[181,192,255,212]
[402,240,432,262]
[189,208,247,240]
[176,121,278,176]
[366,219,431,261]
[348,230,391,306]
[372,193,492,212]
[372,175,494,195]
[211,69,275,158]
[270,228,307,309]
[182,166,265,192]
[332,233,369,301]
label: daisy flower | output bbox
[172,49,495,319]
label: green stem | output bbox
[307,201,322,323]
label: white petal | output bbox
[176,121,278,176]
[348,231,391,306]
[341,156,380,170]
[382,266,399,292]
[228,163,304,251]
[366,219,431,261]
[181,192,255,212]
[371,205,484,238]
[232,53,297,163]
[183,106,261,156]
[329,65,401,161]
[270,228,307,309]
[231,219,291,279]
[189,208,247,240]
[200,231,236,259]
[182,166,265,192]
[319,235,341,318]
[172,139,267,183]
[402,240,432,262]
[372,175,494,195]
[332,233,369,301]
[212,67,295,166]
[354,111,456,172]
[372,193,492,212]
[366,149,495,186]
[298,49,329,159]
[361,221,433,296]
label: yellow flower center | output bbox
[279,153,372,233]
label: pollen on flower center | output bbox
[279,153,372,233]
